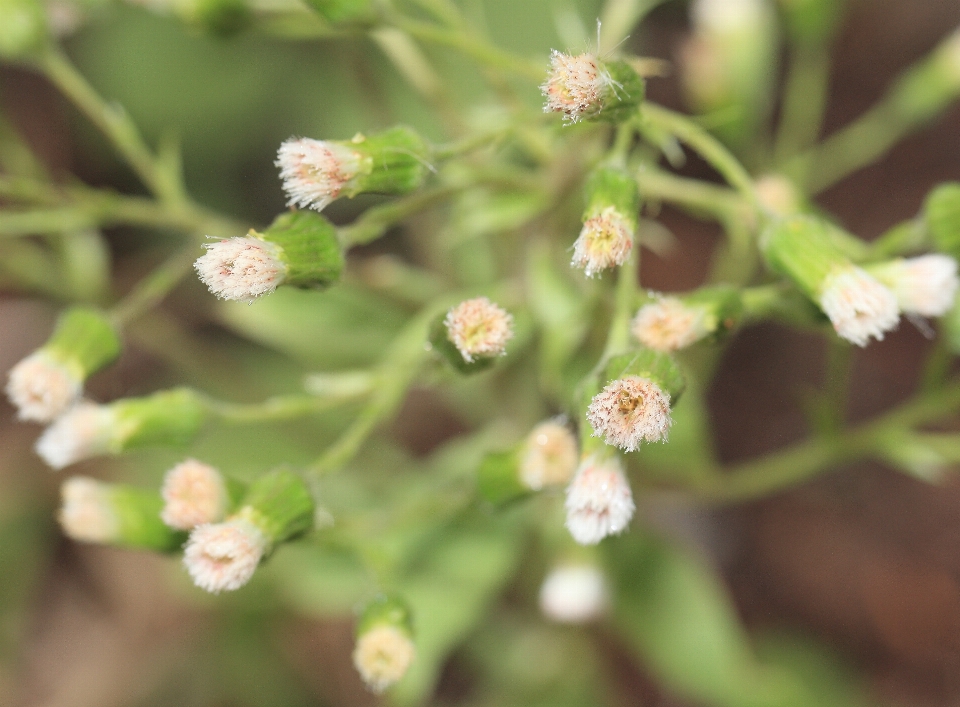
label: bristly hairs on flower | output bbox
[35,401,114,470]
[194,235,286,303]
[444,297,515,363]
[539,563,609,623]
[631,296,706,352]
[564,454,635,545]
[818,266,900,347]
[58,476,120,544]
[183,517,268,593]
[571,206,634,277]
[353,625,417,693]
[586,375,672,451]
[870,254,960,318]
[541,50,616,123]
[275,137,362,212]
[6,352,82,424]
[161,459,230,530]
[519,418,579,490]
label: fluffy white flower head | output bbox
[572,206,634,277]
[692,0,764,34]
[541,51,613,123]
[353,625,416,694]
[195,236,286,303]
[586,375,672,452]
[58,476,120,543]
[5,351,82,423]
[879,254,959,317]
[35,401,115,470]
[183,517,268,593]
[519,419,578,490]
[161,459,229,530]
[632,297,706,352]
[819,266,900,347]
[539,564,609,623]
[565,455,635,545]
[276,137,362,212]
[444,297,514,363]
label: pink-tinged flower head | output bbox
[35,401,115,470]
[194,236,286,303]
[878,254,959,317]
[541,51,612,123]
[183,517,268,593]
[564,455,635,545]
[539,564,608,623]
[161,459,229,530]
[632,297,706,352]
[586,376,671,452]
[444,297,514,363]
[58,476,120,543]
[353,625,416,694]
[5,351,82,423]
[519,419,578,490]
[572,206,634,277]
[276,137,362,212]
[819,266,899,347]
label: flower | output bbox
[819,266,900,346]
[275,137,362,212]
[565,455,635,545]
[539,564,608,623]
[5,351,82,423]
[541,51,612,123]
[571,206,634,277]
[586,376,672,451]
[183,517,268,593]
[161,459,229,530]
[444,297,514,363]
[35,401,114,470]
[873,254,959,317]
[194,236,286,302]
[58,476,120,543]
[519,419,578,490]
[631,297,706,352]
[353,624,416,693]
[691,0,765,35]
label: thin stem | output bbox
[602,247,639,359]
[635,166,749,223]
[773,43,832,168]
[338,185,461,247]
[109,245,198,327]
[204,390,371,423]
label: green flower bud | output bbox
[573,167,639,277]
[195,211,344,302]
[6,306,121,423]
[541,51,644,124]
[353,595,416,693]
[925,182,960,258]
[632,286,743,352]
[59,476,186,552]
[302,0,375,25]
[0,0,47,60]
[175,0,252,37]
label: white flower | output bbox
[691,0,765,35]
[276,137,362,212]
[539,564,608,623]
[161,459,229,530]
[541,51,613,123]
[444,297,514,362]
[586,376,672,451]
[571,206,634,277]
[519,419,578,490]
[819,266,900,346]
[58,476,120,543]
[564,455,635,545]
[875,254,959,317]
[5,351,82,423]
[353,625,416,693]
[194,236,286,303]
[183,517,268,593]
[754,174,800,216]
[631,297,706,352]
[35,401,115,470]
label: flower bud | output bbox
[195,211,344,302]
[541,51,644,124]
[276,126,429,213]
[925,182,960,258]
[353,595,416,693]
[59,476,186,551]
[35,388,208,470]
[572,167,639,278]
[183,469,314,593]
[0,0,48,60]
[761,216,900,346]
[632,286,742,353]
[539,563,609,623]
[301,0,374,25]
[174,0,251,36]
[867,254,960,318]
[429,297,514,373]
[565,454,635,545]
[6,307,121,423]
[161,458,244,530]
[585,350,684,452]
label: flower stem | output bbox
[109,245,198,327]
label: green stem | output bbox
[635,166,749,223]
[773,43,832,168]
[337,185,461,247]
[109,245,198,327]
[602,247,639,359]
[204,390,371,423]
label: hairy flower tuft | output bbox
[161,459,229,530]
[875,254,959,317]
[565,455,635,545]
[35,401,114,470]
[819,266,900,346]
[276,137,362,212]
[541,51,612,123]
[539,564,608,623]
[58,476,120,543]
[444,297,514,363]
[586,376,671,451]
[194,236,286,303]
[5,351,82,423]
[183,518,268,593]
[572,206,634,277]
[353,625,416,693]
[519,419,578,490]
[632,297,706,352]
